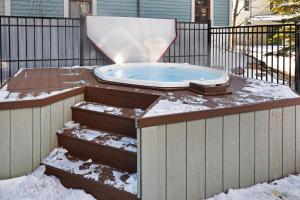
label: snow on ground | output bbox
[0,165,95,200]
[237,45,295,77]
[209,174,300,200]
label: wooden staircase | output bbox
[42,86,159,200]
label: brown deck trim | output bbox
[0,87,85,110]
[137,97,300,128]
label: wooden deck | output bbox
[1,67,300,127]
[1,67,300,200]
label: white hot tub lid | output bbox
[86,16,177,64]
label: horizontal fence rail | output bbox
[211,24,296,87]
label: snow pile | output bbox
[0,165,95,200]
[43,148,137,194]
[209,175,300,200]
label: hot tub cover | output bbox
[86,16,176,63]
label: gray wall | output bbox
[213,0,230,26]
[97,0,138,17]
[11,0,64,17]
[140,0,191,22]
[0,0,5,15]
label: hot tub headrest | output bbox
[85,16,177,64]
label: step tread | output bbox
[58,121,137,153]
[73,101,144,119]
[42,148,137,195]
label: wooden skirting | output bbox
[139,105,300,199]
[0,94,84,179]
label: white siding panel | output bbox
[50,101,64,149]
[187,120,206,200]
[296,105,300,173]
[0,110,10,179]
[223,114,239,190]
[282,106,296,176]
[10,108,33,177]
[206,117,223,198]
[240,112,255,188]
[254,110,269,183]
[141,125,166,200]
[40,105,51,160]
[32,107,41,169]
[269,108,283,181]
[167,122,187,200]
[63,96,76,122]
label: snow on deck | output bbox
[144,78,299,117]
[209,174,300,200]
[59,121,137,153]
[73,101,144,118]
[42,148,137,194]
[0,165,95,200]
[0,86,82,102]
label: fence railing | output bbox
[0,15,299,92]
[0,15,210,86]
[211,24,296,87]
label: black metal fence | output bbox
[0,15,210,85]
[211,24,296,87]
[0,15,299,92]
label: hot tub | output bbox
[94,63,229,88]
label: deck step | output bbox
[57,121,137,172]
[72,101,143,138]
[42,148,138,200]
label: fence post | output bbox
[207,20,211,67]
[296,21,300,93]
[79,15,84,66]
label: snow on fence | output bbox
[139,106,300,199]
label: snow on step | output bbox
[59,121,137,153]
[73,101,144,118]
[42,148,137,195]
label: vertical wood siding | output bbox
[140,106,300,199]
[0,94,83,179]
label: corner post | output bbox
[79,15,84,66]
[296,21,300,92]
[207,20,212,67]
